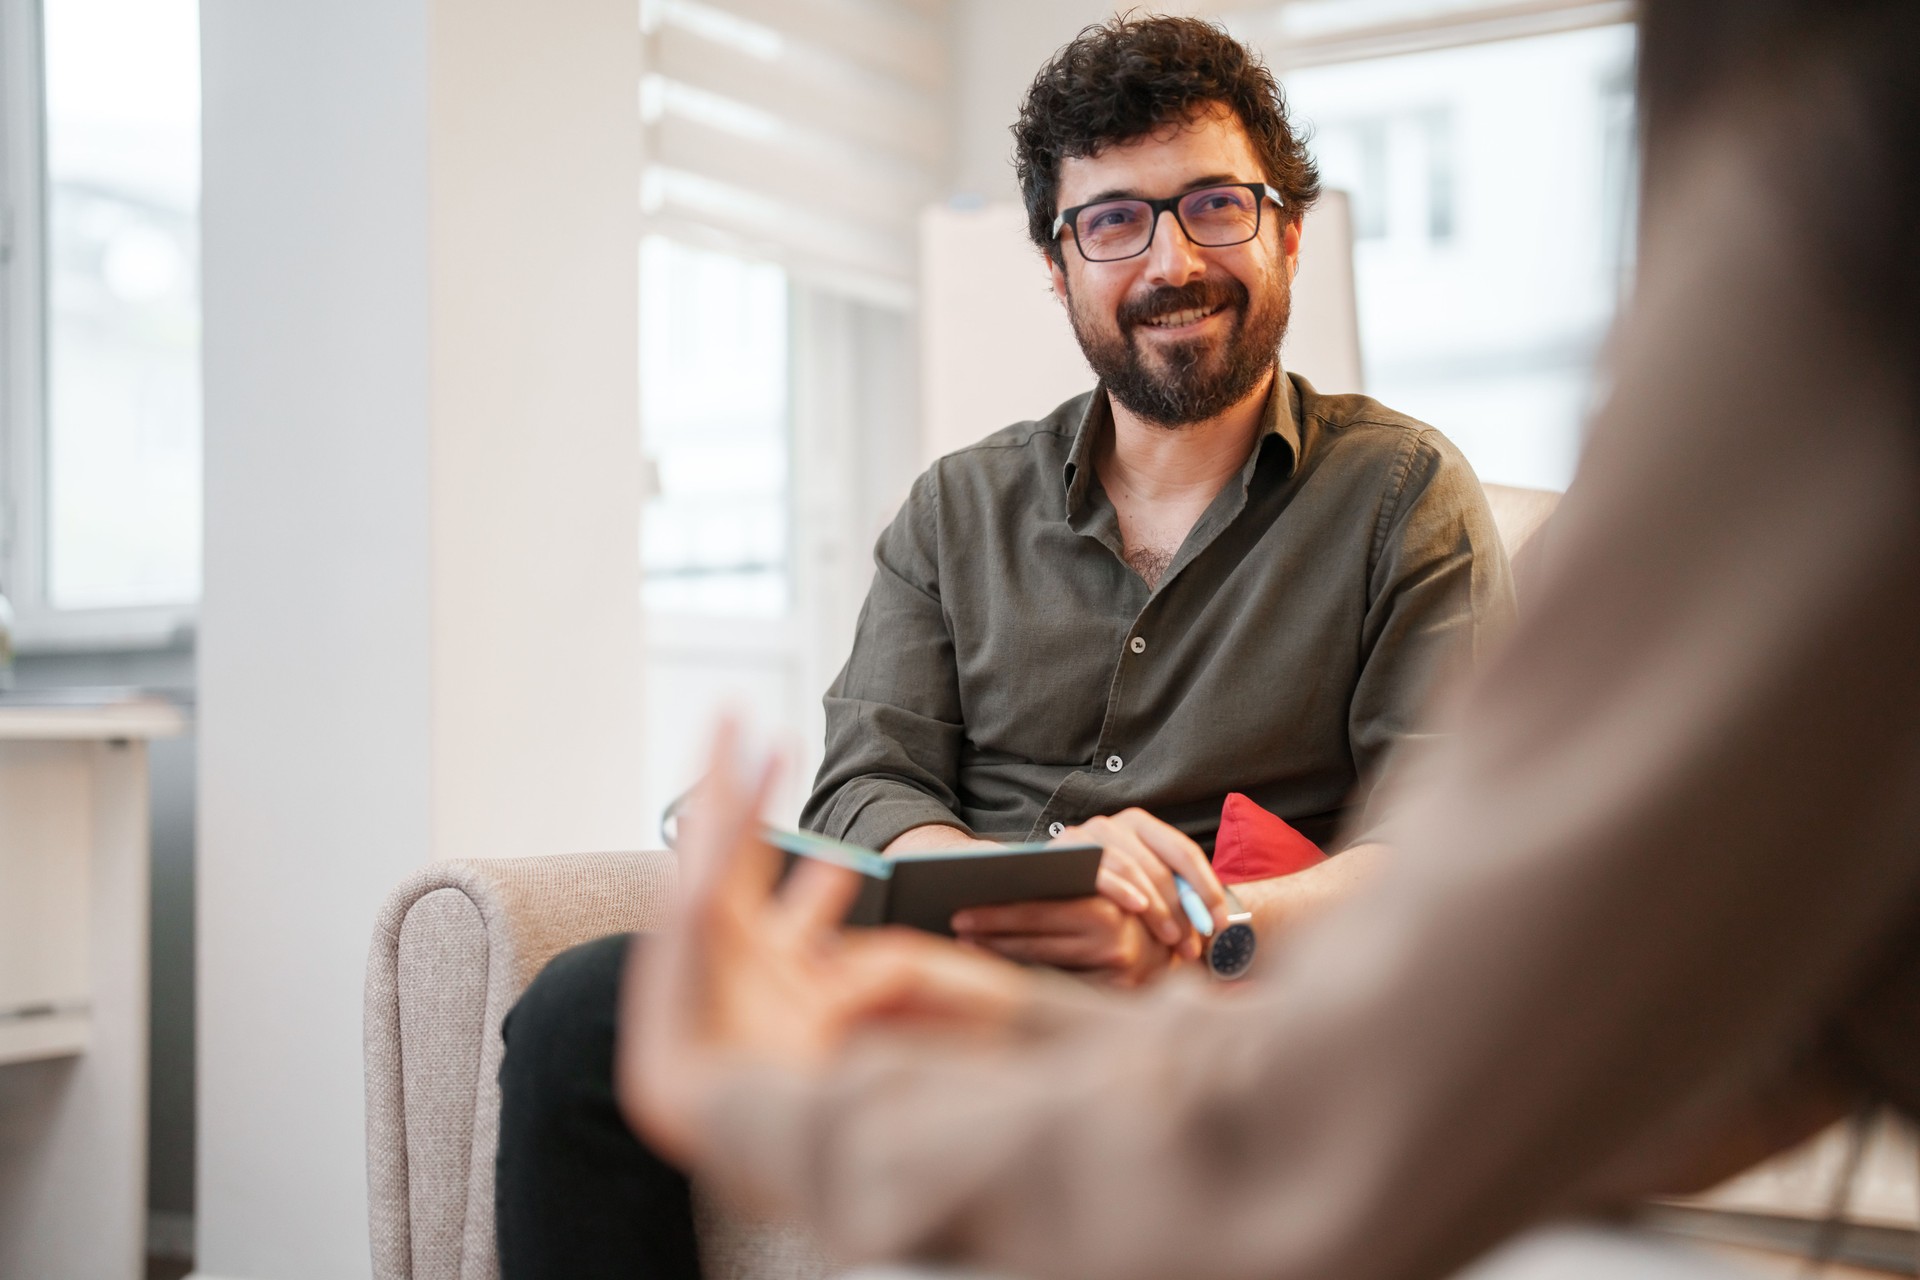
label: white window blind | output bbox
[639,0,947,303]
[1227,0,1632,68]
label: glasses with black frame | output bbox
[1052,182,1284,263]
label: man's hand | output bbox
[1070,809,1230,954]
[616,721,1038,1167]
[952,808,1230,982]
[951,895,1189,988]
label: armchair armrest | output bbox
[365,852,674,1280]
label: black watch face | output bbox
[1208,922,1257,979]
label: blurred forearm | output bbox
[1232,841,1389,939]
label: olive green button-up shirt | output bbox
[801,372,1514,853]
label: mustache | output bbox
[1117,277,1249,329]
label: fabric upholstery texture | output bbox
[396,890,492,1278]
[366,852,677,1280]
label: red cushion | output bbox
[1212,792,1327,885]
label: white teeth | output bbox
[1145,305,1220,328]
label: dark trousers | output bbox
[496,933,703,1280]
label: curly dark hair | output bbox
[1013,15,1321,262]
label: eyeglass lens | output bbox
[1074,185,1264,261]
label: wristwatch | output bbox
[1205,887,1257,980]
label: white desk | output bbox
[0,698,186,1280]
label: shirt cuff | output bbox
[813,783,975,852]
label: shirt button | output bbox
[1047,821,1065,838]
[1105,755,1124,773]
[1129,636,1147,654]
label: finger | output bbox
[772,857,865,940]
[1116,809,1231,934]
[617,934,700,1163]
[1095,866,1152,914]
[836,929,1035,1027]
[1101,837,1186,947]
[970,932,1115,970]
[680,732,783,925]
[1069,816,1180,943]
[952,897,1101,937]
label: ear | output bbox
[1047,250,1070,306]
[1282,215,1304,282]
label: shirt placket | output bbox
[1031,597,1160,841]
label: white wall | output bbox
[427,1,648,861]
[197,1,644,1275]
[948,0,1231,200]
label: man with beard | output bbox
[493,16,1511,1279]
[799,16,1512,979]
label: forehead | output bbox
[1056,105,1262,209]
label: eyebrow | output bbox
[1074,173,1245,206]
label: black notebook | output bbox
[766,828,1103,936]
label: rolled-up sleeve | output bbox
[801,469,972,850]
[1346,430,1514,843]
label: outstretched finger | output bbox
[772,856,866,942]
[678,723,783,924]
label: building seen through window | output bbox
[1277,22,1637,491]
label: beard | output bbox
[1067,263,1291,428]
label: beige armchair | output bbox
[362,483,1567,1280]
[364,853,841,1280]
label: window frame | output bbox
[0,0,197,653]
[1249,0,1636,69]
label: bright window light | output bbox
[42,0,202,609]
[1284,23,1637,490]
[639,237,791,617]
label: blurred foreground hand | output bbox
[615,719,1040,1167]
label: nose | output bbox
[1142,208,1205,286]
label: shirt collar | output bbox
[1061,368,1303,515]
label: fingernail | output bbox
[951,913,973,932]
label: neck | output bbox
[1098,367,1277,503]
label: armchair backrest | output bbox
[364,852,675,1280]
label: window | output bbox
[1231,0,1636,491]
[1,0,201,647]
[1312,111,1455,246]
[632,0,937,826]
[639,236,790,617]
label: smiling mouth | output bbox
[1140,302,1228,329]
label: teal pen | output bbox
[1173,875,1216,937]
